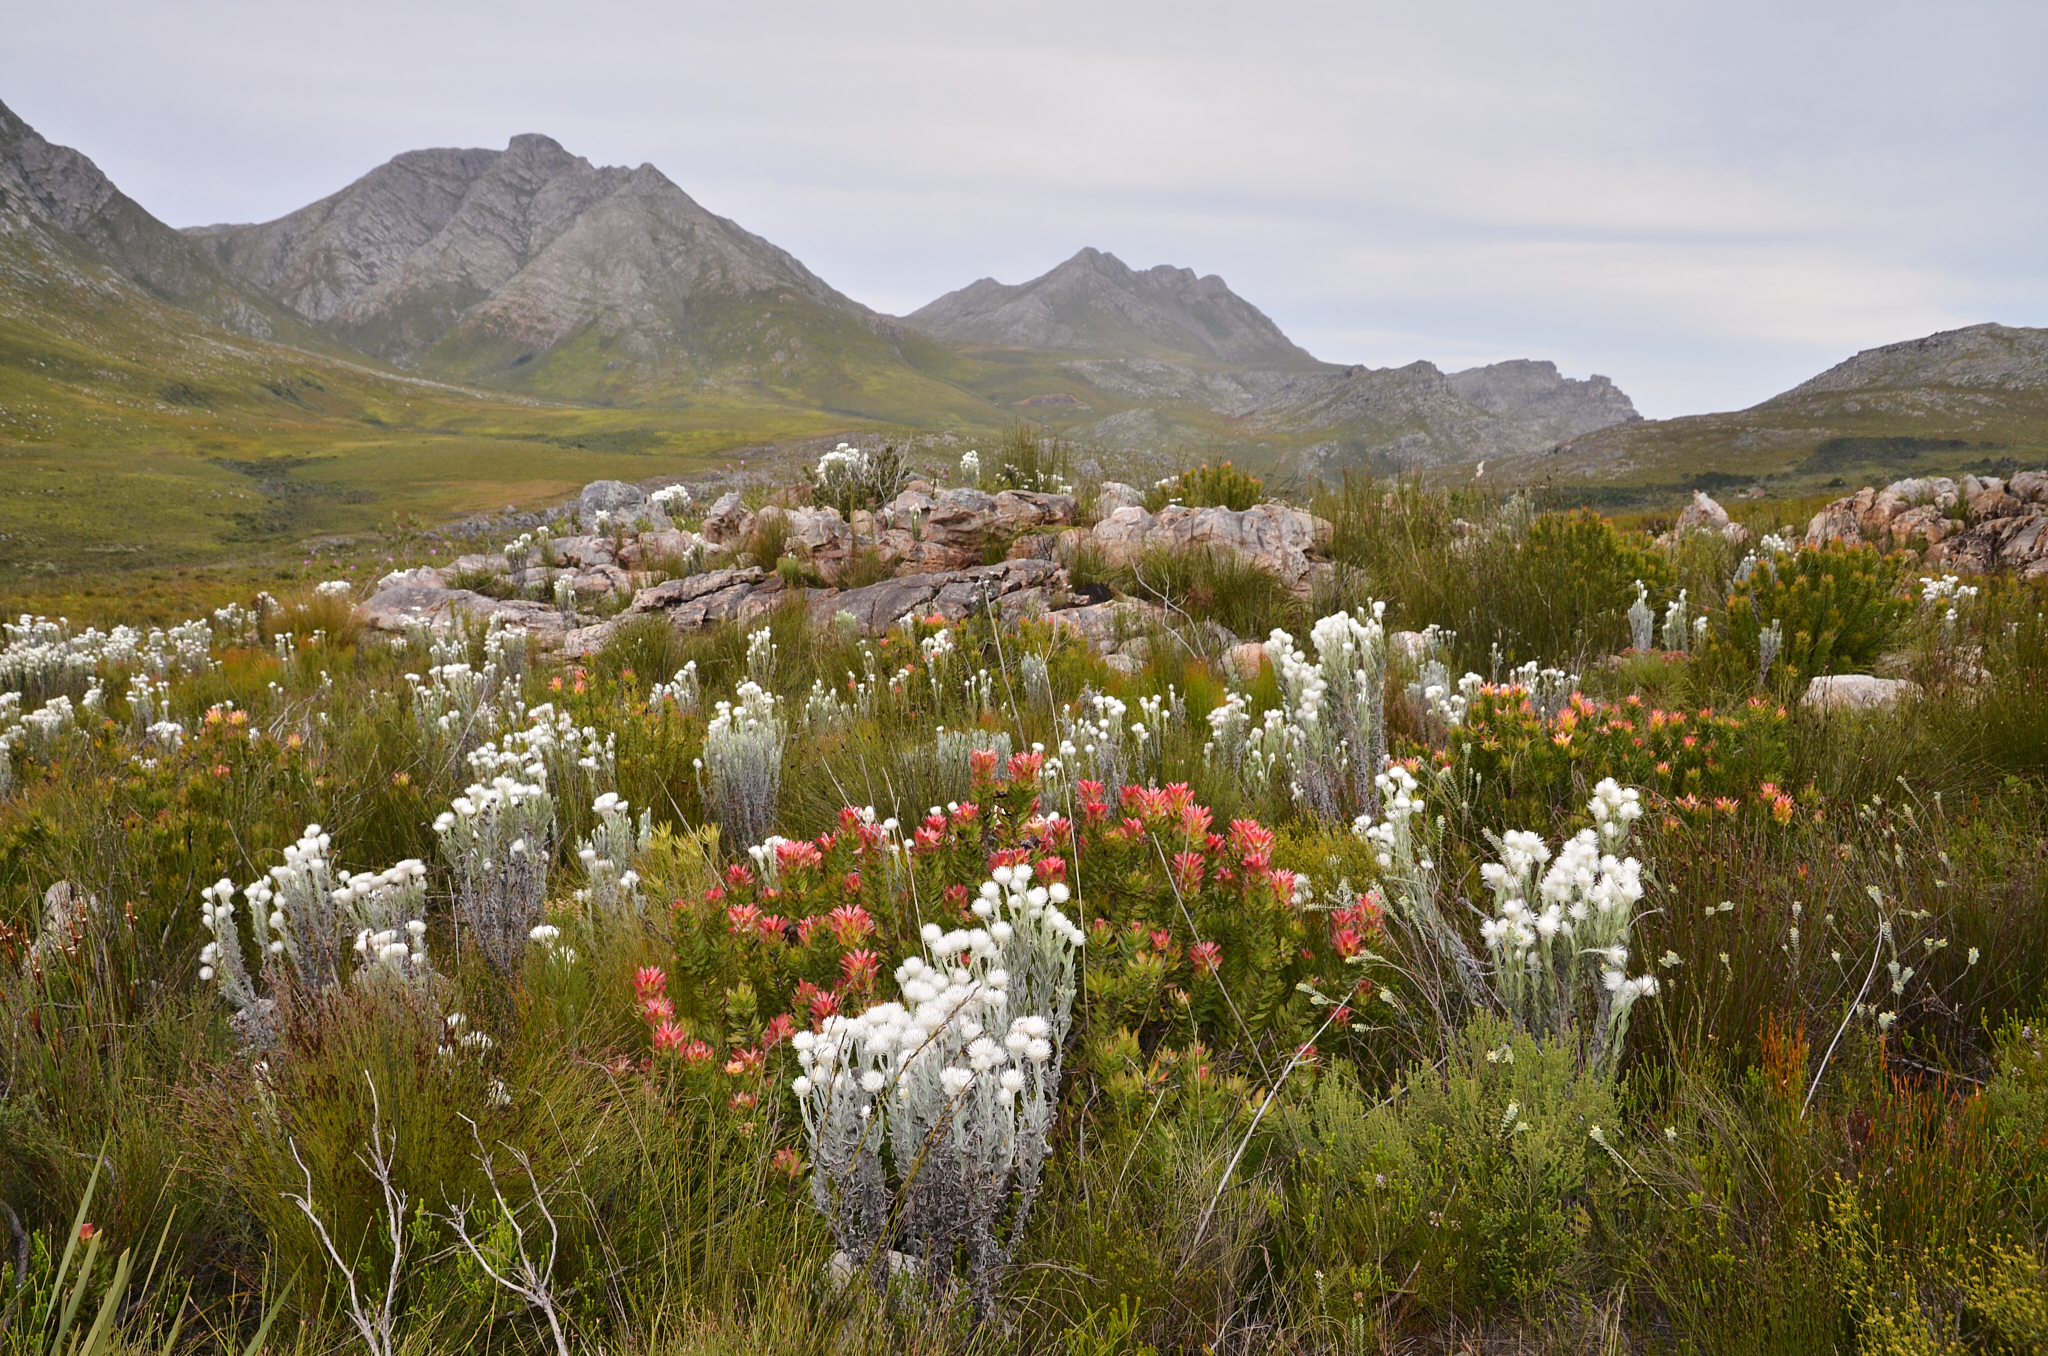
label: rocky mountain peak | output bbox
[907,247,1322,367]
[1447,358,1641,444]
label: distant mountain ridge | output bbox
[1547,323,2048,492]
[906,248,1322,367]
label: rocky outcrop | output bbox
[355,578,573,640]
[813,558,1071,634]
[1086,502,1334,598]
[1802,675,1918,712]
[1805,470,2048,577]
[1664,491,1749,548]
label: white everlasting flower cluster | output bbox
[1661,592,1692,655]
[197,827,432,1047]
[696,681,784,850]
[465,703,615,809]
[1264,605,1388,821]
[651,661,700,713]
[959,449,981,486]
[575,791,651,919]
[314,580,353,599]
[649,484,692,516]
[1919,574,1979,630]
[802,677,853,733]
[746,626,777,688]
[1058,689,1131,790]
[1204,689,1296,794]
[793,861,1081,1301]
[1628,581,1655,652]
[1,614,214,702]
[434,776,556,979]
[1474,779,1655,1074]
[816,443,872,488]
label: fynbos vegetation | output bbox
[2,472,2046,1356]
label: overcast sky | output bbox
[6,0,2045,418]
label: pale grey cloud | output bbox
[4,0,2044,416]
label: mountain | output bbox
[1446,359,1640,445]
[907,248,1322,367]
[0,98,316,342]
[1541,324,2048,495]
[182,134,992,417]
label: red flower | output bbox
[1149,928,1174,954]
[840,949,879,990]
[725,863,756,887]
[775,839,824,875]
[1007,751,1044,786]
[943,883,971,912]
[78,1222,98,1242]
[703,884,726,903]
[1330,1004,1353,1026]
[773,1147,807,1178]
[761,1013,796,1048]
[913,826,944,853]
[987,847,1031,870]
[809,988,840,1021]
[754,914,790,945]
[1171,850,1205,894]
[651,1021,691,1053]
[1178,803,1214,839]
[725,902,762,934]
[1228,819,1276,856]
[842,870,862,895]
[680,1039,715,1065]
[969,748,1000,786]
[951,801,980,825]
[1190,940,1222,974]
[1078,779,1106,804]
[641,996,676,1024]
[1121,785,1167,820]
[1332,927,1365,960]
[633,965,668,1001]
[725,1047,765,1076]
[828,903,875,945]
[1034,855,1067,883]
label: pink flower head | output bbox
[641,996,676,1024]
[1171,850,1205,894]
[1034,854,1067,883]
[1179,803,1214,839]
[1161,783,1195,814]
[651,1021,690,1054]
[1149,928,1174,955]
[1228,819,1276,857]
[828,903,875,946]
[776,839,824,875]
[840,949,879,990]
[633,965,668,1002]
[1189,940,1223,975]
[968,748,1000,786]
[761,1013,796,1048]
[1007,751,1044,786]
[754,914,790,945]
[725,902,762,934]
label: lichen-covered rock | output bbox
[816,558,1068,633]
[1802,674,1918,712]
[354,581,571,640]
[579,480,646,521]
[1669,491,1749,547]
[1087,502,1334,598]
[701,491,754,547]
[1094,482,1146,516]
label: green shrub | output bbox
[1147,461,1264,512]
[1696,543,1908,690]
